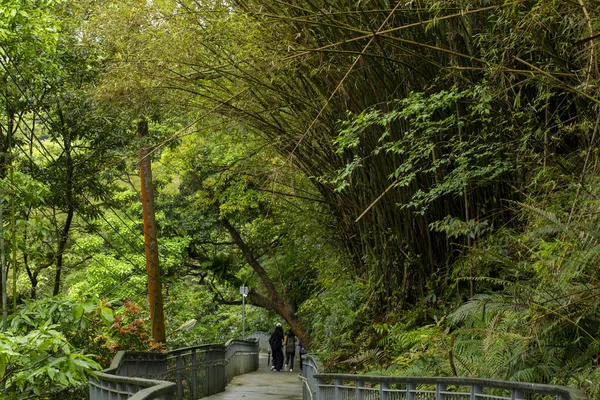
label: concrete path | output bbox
[203,355,303,400]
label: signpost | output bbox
[240,285,248,339]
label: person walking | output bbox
[284,329,296,372]
[269,323,285,371]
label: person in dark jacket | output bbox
[269,323,285,371]
[284,329,296,372]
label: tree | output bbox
[154,118,335,347]
[0,0,63,310]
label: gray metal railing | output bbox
[90,339,260,400]
[225,339,260,383]
[301,355,589,400]
[301,354,323,400]
[246,331,270,353]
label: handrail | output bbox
[314,373,588,400]
[89,338,260,400]
[298,374,314,400]
[301,354,324,400]
[89,370,176,400]
[246,331,270,353]
[303,354,324,373]
[301,354,588,400]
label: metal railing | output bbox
[90,339,260,400]
[246,331,270,353]
[302,354,323,400]
[301,355,589,400]
[224,339,260,384]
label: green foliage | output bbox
[299,275,368,361]
[0,327,99,399]
[334,85,514,213]
[430,216,489,240]
[378,321,451,377]
[0,0,61,79]
[94,300,163,364]
[155,115,333,334]
[442,177,600,395]
[1,297,111,399]
[164,278,276,348]
[0,296,167,398]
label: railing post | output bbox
[191,349,198,400]
[406,382,416,400]
[204,349,211,397]
[306,359,319,400]
[380,382,389,400]
[318,380,324,400]
[471,384,483,400]
[335,379,342,400]
[436,383,446,400]
[225,345,230,386]
[314,371,320,400]
[176,353,184,400]
[511,388,525,400]
[356,380,364,400]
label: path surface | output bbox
[203,354,303,400]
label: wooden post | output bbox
[8,127,16,312]
[10,161,15,312]
[138,119,166,343]
[0,197,5,330]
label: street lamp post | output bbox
[240,285,248,339]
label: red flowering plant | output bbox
[94,300,164,365]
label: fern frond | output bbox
[449,294,518,327]
[475,249,520,270]
[455,276,513,287]
[509,364,557,384]
[513,201,577,241]
[341,348,384,366]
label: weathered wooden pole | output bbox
[0,197,6,330]
[138,119,166,343]
[10,159,15,311]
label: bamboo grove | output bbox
[145,0,599,309]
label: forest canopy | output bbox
[0,0,599,398]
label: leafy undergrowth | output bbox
[0,296,160,400]
[315,179,600,400]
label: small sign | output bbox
[240,286,248,295]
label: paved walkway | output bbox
[203,354,303,400]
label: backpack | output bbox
[285,335,296,353]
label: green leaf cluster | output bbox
[0,327,99,399]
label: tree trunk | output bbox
[25,252,55,299]
[53,111,74,296]
[138,119,166,343]
[221,218,313,349]
[53,205,73,296]
[248,289,311,349]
